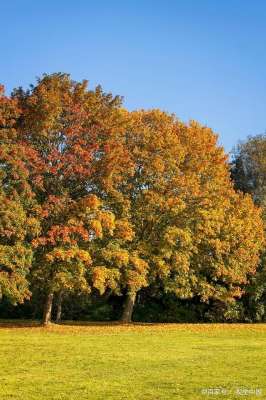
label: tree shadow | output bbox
[0,320,43,328]
[0,319,191,328]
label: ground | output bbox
[0,322,265,400]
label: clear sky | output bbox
[1,0,265,152]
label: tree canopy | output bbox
[0,74,264,323]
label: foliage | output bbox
[0,74,264,322]
[0,86,39,303]
[231,135,266,321]
[108,111,264,317]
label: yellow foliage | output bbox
[90,219,103,239]
[114,219,135,241]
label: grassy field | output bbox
[0,322,265,400]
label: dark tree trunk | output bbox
[42,291,54,326]
[56,291,63,324]
[120,291,136,323]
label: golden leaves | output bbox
[92,267,120,295]
[114,219,135,241]
[1,73,264,310]
[45,247,92,265]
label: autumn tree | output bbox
[12,73,131,324]
[96,110,264,322]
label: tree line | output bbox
[0,73,265,324]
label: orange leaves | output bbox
[32,224,90,247]
[151,155,165,174]
[79,194,101,210]
[98,211,115,233]
[45,247,92,266]
[0,85,20,131]
[1,73,264,311]
[165,197,186,213]
[114,219,135,241]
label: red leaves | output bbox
[1,73,264,308]
[33,224,90,247]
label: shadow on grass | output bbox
[0,319,168,328]
[2,320,255,329]
[60,320,157,326]
[0,320,43,328]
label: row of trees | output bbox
[0,73,265,324]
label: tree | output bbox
[96,110,264,322]
[231,134,266,206]
[231,135,266,321]
[12,73,130,324]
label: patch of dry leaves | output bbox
[0,321,266,336]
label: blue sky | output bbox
[1,0,266,152]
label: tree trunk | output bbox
[56,291,63,324]
[120,291,136,323]
[42,291,54,326]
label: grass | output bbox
[0,322,265,399]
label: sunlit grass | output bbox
[0,322,265,399]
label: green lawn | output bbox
[0,322,265,399]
